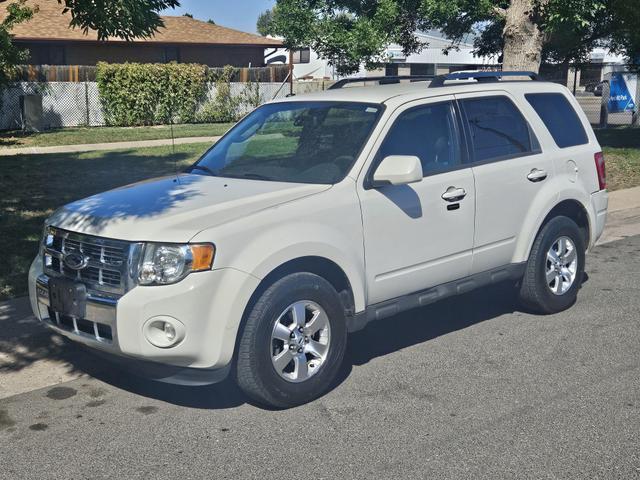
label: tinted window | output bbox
[193,101,382,184]
[525,93,588,148]
[462,96,538,162]
[378,102,461,176]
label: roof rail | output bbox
[428,70,541,88]
[328,75,434,90]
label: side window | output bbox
[461,96,539,162]
[525,93,588,148]
[377,102,461,176]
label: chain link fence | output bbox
[0,79,318,132]
[541,63,639,127]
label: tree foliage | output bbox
[0,0,33,88]
[271,0,639,74]
[55,0,180,40]
[256,8,275,36]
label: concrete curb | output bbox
[0,135,220,156]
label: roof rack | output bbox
[328,75,434,90]
[428,70,541,88]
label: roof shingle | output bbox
[0,0,282,46]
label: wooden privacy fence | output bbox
[13,64,290,83]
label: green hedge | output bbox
[96,62,209,126]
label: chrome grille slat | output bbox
[42,227,131,295]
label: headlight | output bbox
[137,243,215,286]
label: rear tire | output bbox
[519,216,586,314]
[236,272,347,408]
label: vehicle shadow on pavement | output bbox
[345,281,521,368]
[79,362,247,410]
[84,281,524,410]
[1,281,524,409]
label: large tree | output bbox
[270,0,637,75]
[256,8,275,36]
[0,0,180,87]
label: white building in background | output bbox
[365,33,498,78]
[265,32,498,81]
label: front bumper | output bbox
[29,255,260,379]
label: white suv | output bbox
[29,71,608,408]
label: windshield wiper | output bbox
[224,172,274,181]
[187,164,216,176]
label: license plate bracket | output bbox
[49,278,87,318]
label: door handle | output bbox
[441,186,467,202]
[527,168,548,182]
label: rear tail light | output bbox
[594,151,606,190]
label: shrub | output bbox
[196,65,244,123]
[96,62,208,126]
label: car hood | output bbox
[48,173,331,243]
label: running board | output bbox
[348,263,526,333]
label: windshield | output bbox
[189,101,383,184]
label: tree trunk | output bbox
[502,0,546,73]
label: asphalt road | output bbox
[1,236,639,479]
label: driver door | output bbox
[358,97,476,305]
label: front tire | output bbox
[236,272,347,408]
[519,215,586,314]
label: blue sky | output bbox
[161,0,276,34]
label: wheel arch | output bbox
[517,198,591,263]
[232,256,358,364]
[256,256,356,316]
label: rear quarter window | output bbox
[525,93,589,148]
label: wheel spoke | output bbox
[293,353,308,380]
[563,247,576,265]
[273,349,294,372]
[273,322,292,342]
[553,274,563,294]
[547,249,560,264]
[304,309,328,335]
[305,339,328,359]
[558,237,567,256]
[561,267,573,281]
[291,302,307,328]
[546,267,557,284]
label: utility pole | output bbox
[288,49,294,96]
[633,72,639,127]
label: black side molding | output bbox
[347,263,526,333]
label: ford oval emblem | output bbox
[63,252,89,270]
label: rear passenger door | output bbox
[456,92,554,273]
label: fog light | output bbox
[143,316,185,348]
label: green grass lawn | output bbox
[0,123,234,149]
[596,127,640,191]
[0,142,211,300]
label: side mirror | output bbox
[372,155,423,187]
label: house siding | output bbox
[17,41,268,67]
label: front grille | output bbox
[47,307,113,342]
[43,227,131,295]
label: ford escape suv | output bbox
[29,71,608,408]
